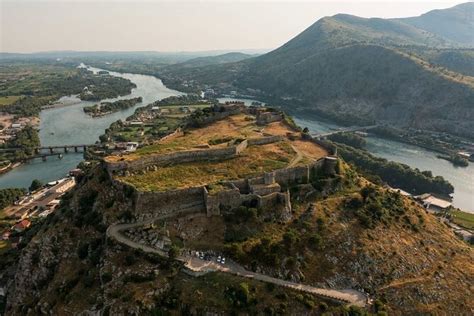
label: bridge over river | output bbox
[311,125,378,138]
[0,144,101,161]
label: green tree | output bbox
[29,179,43,192]
[168,245,179,260]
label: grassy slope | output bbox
[450,209,474,230]
[175,165,473,314]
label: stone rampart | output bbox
[256,111,284,125]
[258,192,287,210]
[110,156,336,220]
[273,165,310,187]
[247,136,284,146]
[195,109,242,127]
[158,128,184,143]
[107,139,249,173]
[302,134,337,156]
[134,187,206,219]
[204,186,242,216]
[108,146,237,173]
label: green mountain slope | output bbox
[398,2,474,46]
[169,52,254,68]
[160,3,474,138]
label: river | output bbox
[293,117,474,213]
[0,65,182,188]
[0,69,471,214]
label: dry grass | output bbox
[292,139,328,160]
[113,113,328,191]
[119,143,295,191]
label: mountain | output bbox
[4,134,473,314]
[159,3,474,138]
[168,52,255,68]
[398,2,474,46]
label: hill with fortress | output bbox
[3,102,473,315]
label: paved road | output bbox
[4,178,75,219]
[107,218,368,307]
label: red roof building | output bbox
[13,219,31,232]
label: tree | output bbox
[168,245,179,260]
[29,179,43,192]
[236,282,251,304]
[360,186,376,202]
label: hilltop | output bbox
[158,3,474,138]
[398,2,474,46]
[2,105,472,315]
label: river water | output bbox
[0,65,181,188]
[0,68,472,213]
[293,117,474,213]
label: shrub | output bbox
[319,302,329,311]
[125,254,136,266]
[77,243,89,260]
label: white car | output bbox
[217,256,222,263]
[221,257,226,264]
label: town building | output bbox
[416,193,452,213]
[13,219,31,233]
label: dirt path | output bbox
[107,219,368,307]
[288,144,303,167]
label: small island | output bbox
[83,97,143,117]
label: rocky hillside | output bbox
[159,3,474,138]
[3,157,473,315]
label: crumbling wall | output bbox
[106,139,252,173]
[107,146,239,173]
[247,135,284,146]
[250,183,281,196]
[273,165,310,187]
[158,127,184,143]
[134,187,205,219]
[226,179,249,194]
[235,139,248,154]
[256,111,284,125]
[204,186,242,217]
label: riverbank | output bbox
[0,162,20,175]
[83,97,143,117]
[0,65,182,189]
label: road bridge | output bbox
[311,125,378,139]
[0,144,99,154]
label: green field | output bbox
[450,210,474,230]
[0,95,22,106]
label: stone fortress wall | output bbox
[107,104,339,221]
[110,139,248,174]
[126,156,337,221]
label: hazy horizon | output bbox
[1,0,470,53]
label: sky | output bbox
[0,0,470,53]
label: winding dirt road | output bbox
[107,218,368,307]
